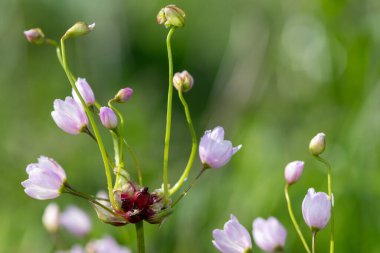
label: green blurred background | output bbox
[1,0,380,252]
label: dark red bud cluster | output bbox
[119,187,162,223]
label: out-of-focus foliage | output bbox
[1,0,380,252]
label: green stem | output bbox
[172,168,206,207]
[314,155,334,253]
[60,39,116,209]
[123,138,143,185]
[135,222,145,253]
[163,27,176,204]
[312,231,316,253]
[285,184,311,253]
[169,89,198,195]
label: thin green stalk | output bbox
[169,89,197,195]
[123,138,143,185]
[162,27,176,204]
[312,231,316,253]
[112,130,122,188]
[285,184,311,253]
[135,222,145,253]
[172,168,206,207]
[314,155,334,253]
[60,39,116,208]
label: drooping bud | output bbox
[157,5,186,28]
[309,132,326,156]
[24,28,45,45]
[42,203,60,233]
[284,161,304,185]
[99,107,118,130]
[114,87,133,103]
[62,22,95,40]
[173,70,194,92]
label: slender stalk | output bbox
[60,39,116,208]
[314,155,334,253]
[112,130,122,188]
[135,222,145,253]
[169,89,198,195]
[285,184,311,253]
[172,168,206,207]
[162,27,176,204]
[312,231,316,253]
[123,138,143,185]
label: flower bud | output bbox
[284,161,304,185]
[114,87,133,103]
[302,188,331,232]
[91,191,127,226]
[309,132,326,156]
[157,5,186,28]
[24,28,45,45]
[99,107,118,129]
[72,78,95,106]
[62,22,95,40]
[173,70,194,92]
[42,203,60,233]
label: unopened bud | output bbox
[62,22,95,40]
[24,28,45,45]
[114,87,133,103]
[157,5,186,28]
[99,107,118,129]
[42,203,60,233]
[173,70,194,92]
[284,161,304,185]
[309,133,326,156]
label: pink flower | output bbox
[60,205,92,237]
[21,156,67,200]
[114,87,133,103]
[72,78,95,106]
[302,188,331,231]
[252,217,287,253]
[212,215,252,253]
[284,161,304,185]
[99,107,118,129]
[51,97,88,135]
[199,126,242,169]
[24,28,45,44]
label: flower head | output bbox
[85,235,131,253]
[302,188,331,231]
[284,161,304,185]
[309,132,326,156]
[157,5,186,28]
[114,87,133,103]
[21,156,67,200]
[99,107,118,129]
[173,70,194,92]
[60,205,92,237]
[42,203,60,233]
[51,97,88,135]
[24,28,45,44]
[252,217,287,253]
[72,78,95,106]
[212,214,252,253]
[199,126,242,169]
